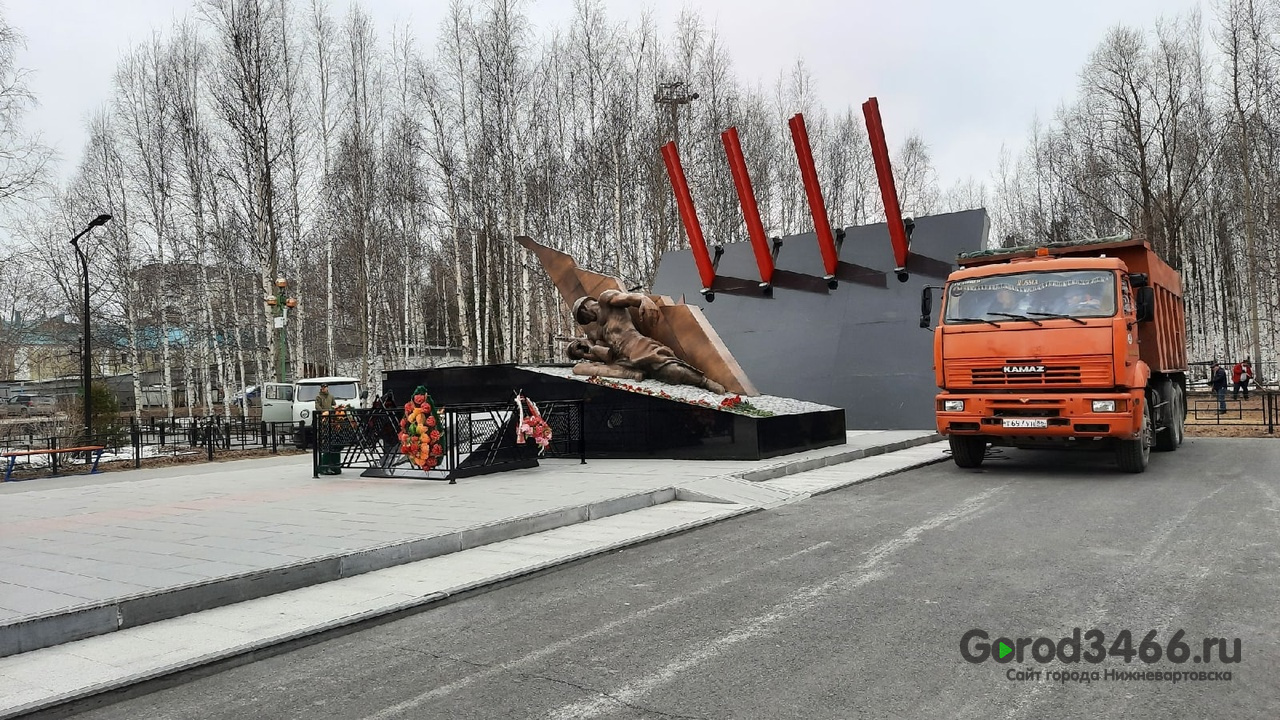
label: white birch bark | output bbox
[311,0,338,373]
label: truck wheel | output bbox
[1116,405,1153,472]
[1172,384,1186,446]
[294,429,308,450]
[949,435,987,468]
[1155,382,1184,452]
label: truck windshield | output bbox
[296,383,359,401]
[943,270,1116,324]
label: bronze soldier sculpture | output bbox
[568,290,727,394]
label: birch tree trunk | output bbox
[310,1,338,373]
[116,38,179,421]
[277,0,307,383]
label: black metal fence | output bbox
[313,400,586,482]
[0,416,302,480]
[1187,389,1277,432]
[535,400,589,460]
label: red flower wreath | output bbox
[515,393,553,454]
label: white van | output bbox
[260,376,369,449]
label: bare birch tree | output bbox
[0,9,49,205]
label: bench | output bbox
[2,446,106,482]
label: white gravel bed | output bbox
[518,365,839,416]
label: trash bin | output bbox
[319,446,343,475]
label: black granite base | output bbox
[384,364,846,461]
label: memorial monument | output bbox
[382,95,973,460]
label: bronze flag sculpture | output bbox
[568,291,726,394]
[515,235,758,396]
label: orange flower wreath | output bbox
[398,385,445,470]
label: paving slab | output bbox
[0,431,941,660]
[0,501,754,719]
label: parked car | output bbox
[3,395,57,416]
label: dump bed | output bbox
[958,237,1187,374]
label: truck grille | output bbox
[991,408,1059,417]
[945,357,1113,388]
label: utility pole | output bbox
[654,80,698,147]
[653,81,698,273]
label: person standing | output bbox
[367,391,400,467]
[1211,362,1229,414]
[308,383,339,472]
[315,383,335,412]
[1232,358,1254,401]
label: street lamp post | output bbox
[266,277,297,383]
[69,213,113,444]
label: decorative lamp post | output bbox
[69,213,113,444]
[267,276,297,383]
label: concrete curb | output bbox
[779,448,952,498]
[2,504,756,720]
[739,433,943,482]
[0,488,677,659]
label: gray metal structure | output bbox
[651,208,990,430]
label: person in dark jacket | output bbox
[315,383,335,412]
[1211,362,1229,414]
[371,391,400,467]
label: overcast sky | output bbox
[11,0,1203,193]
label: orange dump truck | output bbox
[921,236,1187,473]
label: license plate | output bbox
[1002,418,1048,428]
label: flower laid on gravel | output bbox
[582,375,777,416]
[716,394,772,417]
[529,365,836,417]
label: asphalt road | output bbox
[70,438,1280,720]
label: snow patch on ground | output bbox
[518,365,839,416]
[3,445,203,471]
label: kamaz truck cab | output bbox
[923,236,1188,473]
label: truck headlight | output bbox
[1092,400,1116,413]
[944,400,965,412]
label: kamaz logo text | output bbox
[1003,365,1045,374]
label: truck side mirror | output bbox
[360,390,370,400]
[1128,272,1149,288]
[1136,286,1155,322]
[919,286,940,329]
